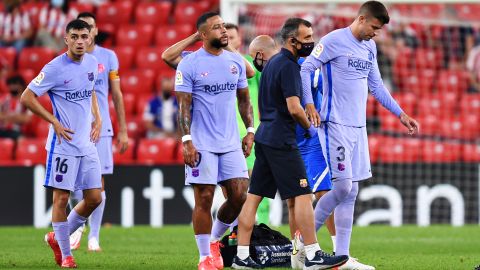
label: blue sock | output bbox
[67,209,87,235]
[89,191,106,241]
[52,221,71,260]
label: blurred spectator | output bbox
[466,43,480,92]
[143,77,178,139]
[34,0,78,53]
[0,1,33,52]
[0,75,32,139]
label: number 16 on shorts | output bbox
[44,152,79,191]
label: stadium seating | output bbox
[120,69,155,94]
[17,69,36,85]
[136,138,178,164]
[411,4,445,19]
[0,138,15,162]
[113,46,135,71]
[460,93,480,118]
[414,48,443,71]
[155,24,194,47]
[416,92,457,119]
[379,137,422,163]
[113,138,135,164]
[436,69,469,95]
[422,140,462,162]
[462,143,480,162]
[416,114,440,137]
[125,115,145,139]
[175,142,184,163]
[18,47,56,74]
[136,93,153,115]
[70,2,94,13]
[20,1,48,27]
[378,92,416,118]
[174,2,208,26]
[135,1,171,26]
[15,138,46,165]
[0,47,16,68]
[97,1,133,25]
[135,47,164,71]
[116,24,154,48]
[34,121,50,139]
[380,113,406,133]
[367,134,382,164]
[453,4,480,21]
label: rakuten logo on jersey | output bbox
[204,82,236,95]
[348,58,372,71]
[65,89,92,101]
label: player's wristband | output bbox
[247,127,255,134]
[181,135,192,143]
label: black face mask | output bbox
[163,92,172,99]
[293,38,315,57]
[253,52,267,72]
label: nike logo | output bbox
[64,79,73,84]
[309,258,324,264]
[292,240,298,255]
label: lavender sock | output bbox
[211,219,230,241]
[315,178,352,231]
[67,210,87,235]
[89,191,106,240]
[52,221,71,260]
[195,234,211,260]
[229,218,238,232]
[334,182,358,256]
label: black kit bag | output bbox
[220,223,292,268]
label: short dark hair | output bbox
[65,19,91,34]
[196,12,219,30]
[358,1,390,25]
[6,74,26,87]
[279,18,312,42]
[225,23,238,32]
[77,12,96,22]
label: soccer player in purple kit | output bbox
[68,11,129,252]
[301,2,419,269]
[175,12,254,270]
[20,19,103,268]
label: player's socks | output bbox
[304,243,321,260]
[89,191,106,241]
[67,210,87,235]
[331,235,337,254]
[229,218,238,232]
[237,245,249,260]
[210,219,230,241]
[52,221,71,260]
[334,182,358,256]
[195,234,211,261]
[315,179,352,230]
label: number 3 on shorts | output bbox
[55,157,69,174]
[336,146,345,162]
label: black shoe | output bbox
[231,256,264,269]
[303,250,349,270]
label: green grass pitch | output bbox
[0,225,479,269]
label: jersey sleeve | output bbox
[237,56,248,89]
[28,63,57,97]
[108,50,120,80]
[280,63,302,99]
[174,58,194,93]
[368,43,403,117]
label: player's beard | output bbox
[210,38,228,49]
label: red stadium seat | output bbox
[21,1,48,27]
[35,121,50,138]
[125,115,145,139]
[422,140,462,163]
[392,47,413,91]
[454,4,480,22]
[379,137,421,163]
[367,134,382,164]
[70,2,94,13]
[17,69,37,85]
[174,2,206,26]
[459,114,480,140]
[113,46,135,71]
[389,4,411,17]
[0,47,16,68]
[439,115,480,140]
[18,48,55,74]
[462,143,480,162]
[436,69,469,95]
[414,48,443,71]
[136,93,154,115]
[135,1,171,26]
[97,23,116,48]
[416,114,440,137]
[366,95,375,118]
[175,142,184,163]
[136,138,178,164]
[97,1,133,25]
[15,138,46,165]
[378,92,416,118]
[0,138,15,162]
[135,47,171,73]
[113,138,135,164]
[116,24,154,48]
[417,93,457,118]
[38,95,53,113]
[120,69,155,94]
[155,24,194,47]
[460,93,480,118]
[108,92,135,117]
[380,113,405,133]
[403,69,436,96]
[411,4,445,19]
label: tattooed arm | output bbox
[176,92,198,167]
[237,87,254,157]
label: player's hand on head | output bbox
[90,119,102,143]
[52,119,74,144]
[183,141,199,168]
[399,112,420,135]
[305,104,320,127]
[116,130,129,154]
[242,133,254,157]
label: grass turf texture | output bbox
[0,225,478,270]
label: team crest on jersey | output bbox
[230,64,238,75]
[192,168,199,177]
[299,178,308,188]
[175,71,183,85]
[55,174,63,183]
[338,163,346,171]
[368,51,374,61]
[88,72,94,81]
[33,72,45,86]
[98,63,105,73]
[312,43,323,58]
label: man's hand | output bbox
[116,129,129,153]
[90,119,102,143]
[399,112,420,135]
[52,119,74,144]
[305,104,320,127]
[242,133,254,157]
[183,140,199,168]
